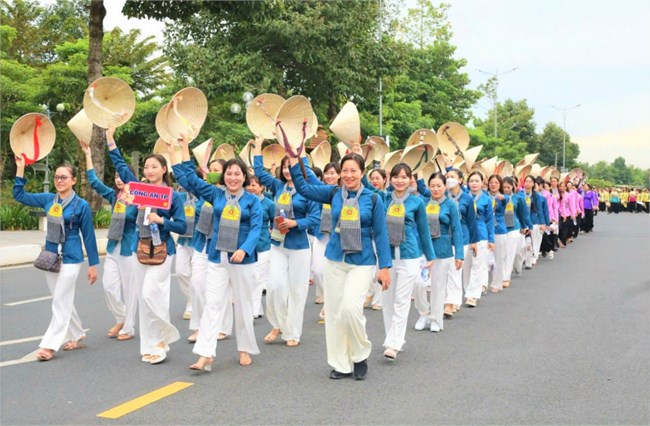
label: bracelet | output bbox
[107,142,116,148]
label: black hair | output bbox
[323,162,341,175]
[340,153,365,172]
[311,166,323,181]
[113,164,137,194]
[468,170,484,182]
[524,175,538,214]
[220,158,251,187]
[247,174,263,187]
[502,176,516,193]
[488,174,503,193]
[534,176,545,187]
[208,158,226,170]
[143,154,172,187]
[55,162,77,179]
[278,156,291,183]
[428,172,447,186]
[448,168,464,182]
[390,163,412,179]
[369,168,387,181]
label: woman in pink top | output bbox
[567,182,580,241]
[558,181,576,246]
[539,180,558,259]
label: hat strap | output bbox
[257,98,276,125]
[89,84,124,117]
[22,116,42,166]
[276,119,307,159]
[441,126,464,157]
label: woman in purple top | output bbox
[580,183,598,233]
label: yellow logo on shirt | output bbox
[48,203,62,217]
[340,206,359,221]
[323,204,331,210]
[278,192,292,205]
[388,204,405,218]
[113,201,126,214]
[426,204,440,215]
[474,202,478,213]
[492,199,496,210]
[203,201,212,208]
[506,202,514,212]
[525,196,531,206]
[184,205,195,217]
[221,206,240,221]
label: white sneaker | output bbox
[548,251,554,260]
[414,315,430,331]
[429,322,441,332]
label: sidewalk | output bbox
[0,229,108,267]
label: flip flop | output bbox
[63,338,87,351]
[117,333,134,341]
[37,349,54,361]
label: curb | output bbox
[0,238,108,268]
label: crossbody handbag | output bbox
[136,237,167,266]
[33,197,79,273]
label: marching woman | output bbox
[366,163,435,359]
[107,127,187,364]
[513,178,535,272]
[82,141,138,341]
[557,181,575,247]
[501,177,530,287]
[365,168,388,311]
[14,157,99,361]
[252,139,320,347]
[171,137,262,370]
[465,171,495,295]
[486,175,509,293]
[413,173,463,332]
[289,152,391,379]
[573,184,584,238]
[539,179,559,260]
[528,175,550,265]
[609,188,620,214]
[566,182,580,242]
[245,175,275,319]
[580,183,598,233]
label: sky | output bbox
[67,0,650,169]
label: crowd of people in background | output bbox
[598,187,650,214]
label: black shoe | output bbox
[353,359,368,380]
[329,370,351,380]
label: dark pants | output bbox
[572,215,581,238]
[581,209,594,233]
[540,232,555,254]
[559,217,573,245]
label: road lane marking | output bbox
[97,382,194,419]
[4,295,53,306]
[0,329,89,347]
[0,350,40,367]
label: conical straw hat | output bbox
[499,161,514,178]
[336,142,349,160]
[311,141,332,169]
[261,143,285,169]
[515,158,527,169]
[305,153,314,168]
[463,145,483,170]
[192,138,213,170]
[153,138,180,170]
[238,139,255,167]
[246,93,285,139]
[274,95,315,156]
[360,143,377,165]
[515,164,532,179]
[155,103,175,143]
[83,77,135,128]
[165,87,208,141]
[431,154,446,173]
[551,168,561,180]
[406,128,438,152]
[540,165,552,179]
[530,163,542,178]
[401,144,434,174]
[307,112,319,139]
[419,162,438,185]
[524,153,539,165]
[383,150,403,175]
[560,172,569,183]
[329,101,360,149]
[471,158,485,174]
[210,144,235,163]
[67,109,93,144]
[437,122,470,157]
[366,136,388,161]
[480,156,498,177]
[10,113,56,164]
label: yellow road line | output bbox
[97,382,193,419]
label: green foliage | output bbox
[586,178,616,190]
[93,206,112,229]
[0,204,38,230]
[580,157,650,188]
[536,122,580,168]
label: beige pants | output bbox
[324,260,374,374]
[41,263,84,351]
[102,243,137,336]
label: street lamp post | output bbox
[39,103,65,192]
[477,67,519,138]
[551,104,581,172]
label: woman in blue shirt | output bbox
[252,139,320,347]
[365,168,388,311]
[413,173,463,333]
[501,177,530,288]
[486,175,510,294]
[465,171,495,297]
[82,142,138,341]
[288,153,392,380]
[107,128,187,365]
[14,157,99,362]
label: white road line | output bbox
[4,296,53,306]
[0,350,40,367]
[0,329,89,347]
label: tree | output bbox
[537,122,580,169]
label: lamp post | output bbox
[477,67,519,138]
[39,103,65,192]
[230,91,255,117]
[551,104,581,172]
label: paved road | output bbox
[1,213,648,425]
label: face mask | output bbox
[446,178,459,189]
[206,172,222,185]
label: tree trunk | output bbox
[87,0,106,213]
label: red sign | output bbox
[119,182,173,210]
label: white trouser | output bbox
[514,234,531,271]
[253,250,271,317]
[424,257,454,330]
[383,257,419,351]
[193,254,259,358]
[464,240,488,299]
[134,256,180,355]
[102,245,137,336]
[40,263,84,351]
[220,286,234,336]
[323,260,373,374]
[489,235,507,290]
[189,250,208,331]
[266,245,311,342]
[531,225,542,260]
[308,234,315,281]
[503,230,522,281]
[312,235,328,302]
[446,245,468,305]
[175,245,193,313]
